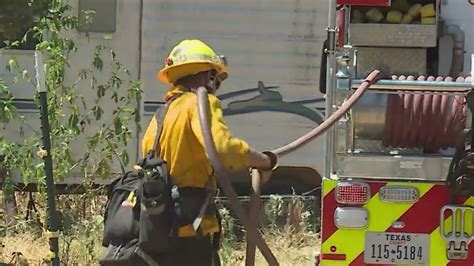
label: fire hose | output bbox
[196,70,382,265]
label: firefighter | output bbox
[141,39,278,266]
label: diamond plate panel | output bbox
[349,24,437,47]
[355,47,427,78]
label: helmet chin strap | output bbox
[205,83,217,95]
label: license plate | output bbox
[364,232,430,264]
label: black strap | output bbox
[467,90,474,150]
[148,96,179,157]
[212,207,222,251]
[25,192,38,221]
[135,247,160,266]
[319,39,328,94]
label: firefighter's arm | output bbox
[247,149,277,170]
[190,94,277,171]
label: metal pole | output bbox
[471,54,474,148]
[471,54,474,88]
[35,51,60,266]
[324,0,337,178]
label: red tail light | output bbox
[335,182,370,205]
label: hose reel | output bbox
[351,75,473,153]
[382,76,471,152]
[348,74,474,195]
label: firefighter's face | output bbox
[206,70,222,94]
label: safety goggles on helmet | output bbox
[216,55,228,81]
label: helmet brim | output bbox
[157,61,226,84]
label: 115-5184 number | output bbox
[364,232,429,264]
[370,244,423,260]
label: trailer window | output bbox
[78,0,117,33]
[0,0,49,50]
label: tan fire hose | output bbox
[197,70,381,265]
[197,88,279,265]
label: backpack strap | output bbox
[147,95,179,158]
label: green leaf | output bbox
[93,57,103,71]
[36,40,49,50]
[9,58,18,69]
[121,150,129,166]
[97,85,106,98]
[79,69,88,79]
[110,50,116,61]
[90,76,97,88]
[21,32,29,44]
[93,106,103,120]
[67,39,77,51]
[21,69,28,79]
[134,108,141,123]
[82,9,96,25]
[111,91,118,103]
[114,117,122,135]
[6,57,19,71]
[111,75,122,88]
[80,96,87,109]
[93,45,104,71]
[68,113,79,130]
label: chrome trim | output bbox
[391,221,405,229]
[440,205,473,260]
[379,186,419,203]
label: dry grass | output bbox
[216,196,321,266]
[221,226,320,266]
[0,219,105,265]
[0,233,49,265]
[1,193,321,265]
[0,227,320,266]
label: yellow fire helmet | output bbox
[157,39,228,84]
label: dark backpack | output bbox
[99,96,216,265]
[99,100,176,265]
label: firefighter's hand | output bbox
[257,151,277,184]
[247,150,278,170]
[259,169,273,184]
[262,151,278,170]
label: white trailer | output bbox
[1,0,473,195]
